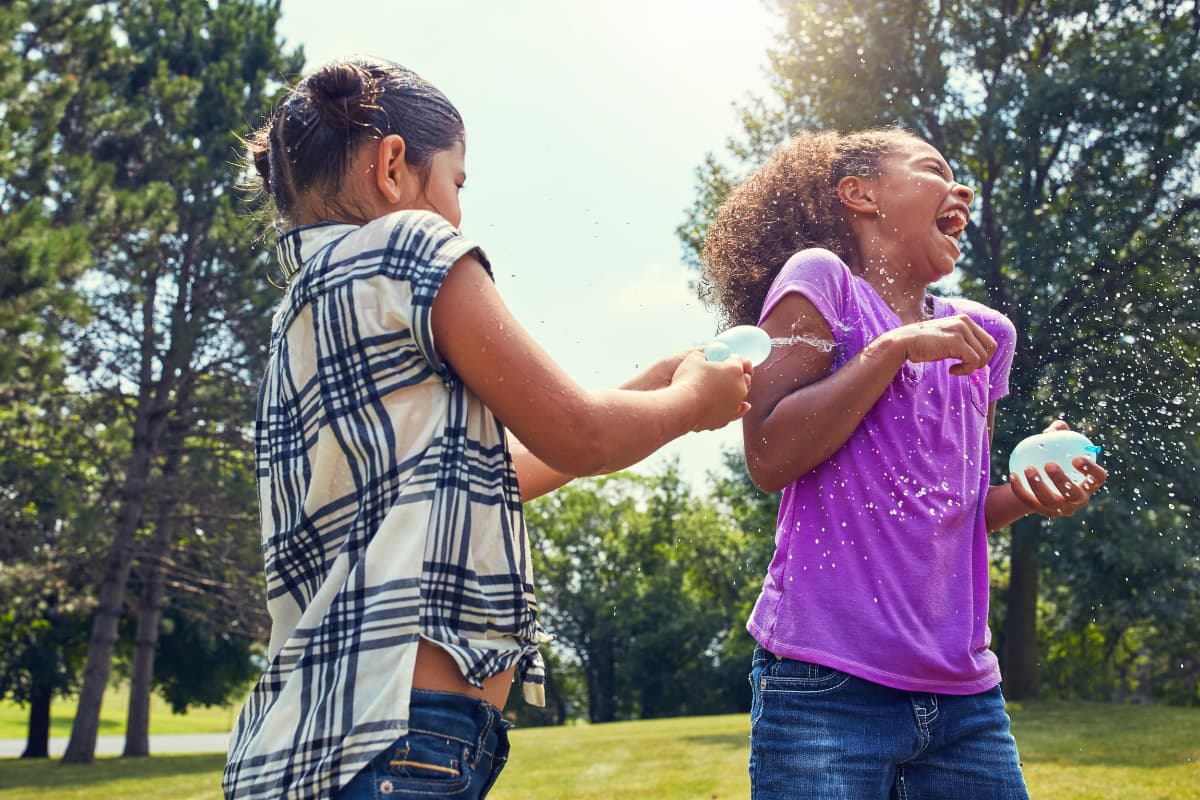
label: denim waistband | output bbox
[407,688,509,747]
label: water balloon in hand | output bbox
[705,325,773,367]
[1008,430,1102,491]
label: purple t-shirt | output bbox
[746,248,1016,695]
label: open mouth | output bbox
[936,208,969,239]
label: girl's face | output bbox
[873,139,974,282]
[404,139,467,228]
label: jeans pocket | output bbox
[760,659,851,695]
[379,730,472,795]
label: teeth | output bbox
[936,209,968,236]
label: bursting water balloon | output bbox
[706,325,772,367]
[1008,430,1102,491]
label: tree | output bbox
[680,0,1200,701]
[123,379,268,755]
[527,465,762,722]
[0,561,92,758]
[0,366,120,760]
[2,0,306,763]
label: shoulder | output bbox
[761,248,853,322]
[370,208,469,252]
[941,296,1016,347]
[358,210,492,280]
[776,247,852,287]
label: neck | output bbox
[855,254,930,324]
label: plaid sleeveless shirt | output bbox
[223,210,546,800]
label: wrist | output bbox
[663,381,703,434]
[862,332,907,369]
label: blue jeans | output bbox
[749,645,1029,800]
[335,689,512,799]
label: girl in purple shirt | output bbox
[701,129,1108,800]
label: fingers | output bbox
[1017,466,1070,516]
[1008,470,1043,509]
[1073,457,1108,492]
[952,315,998,374]
[913,314,996,374]
[1013,459,1106,519]
[1044,419,1070,433]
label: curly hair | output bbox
[700,128,925,327]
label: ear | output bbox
[374,134,409,204]
[836,175,879,216]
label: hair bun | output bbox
[305,62,378,128]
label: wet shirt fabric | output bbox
[223,210,546,800]
[747,248,1015,695]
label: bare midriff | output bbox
[412,638,515,710]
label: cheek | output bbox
[441,194,462,228]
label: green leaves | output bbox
[526,460,777,723]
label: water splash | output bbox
[769,334,837,353]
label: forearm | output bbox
[565,383,699,475]
[510,353,697,501]
[747,337,906,492]
[985,482,1034,532]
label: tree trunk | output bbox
[123,599,160,758]
[21,681,52,759]
[585,636,618,724]
[1002,516,1041,700]
[62,412,162,764]
[124,512,175,757]
[124,439,184,759]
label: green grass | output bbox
[0,684,240,740]
[1,702,1197,799]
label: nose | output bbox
[954,182,975,206]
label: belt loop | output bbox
[473,699,494,770]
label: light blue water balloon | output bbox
[1008,430,1102,490]
[705,325,772,367]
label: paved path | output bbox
[0,732,228,758]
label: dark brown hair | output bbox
[700,128,924,327]
[248,56,463,226]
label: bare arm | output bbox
[743,293,997,493]
[432,257,750,483]
[507,348,698,501]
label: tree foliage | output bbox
[526,464,768,723]
[0,0,300,760]
[679,0,1200,702]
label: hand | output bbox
[1010,420,1109,518]
[882,313,997,376]
[670,350,752,431]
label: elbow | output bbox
[751,473,790,496]
[745,451,791,495]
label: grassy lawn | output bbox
[0,702,1196,799]
[0,684,239,740]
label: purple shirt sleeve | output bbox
[759,248,851,329]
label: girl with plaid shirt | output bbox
[223,57,752,800]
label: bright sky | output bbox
[276,0,780,489]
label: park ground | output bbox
[0,697,1197,799]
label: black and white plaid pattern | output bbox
[223,211,546,800]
